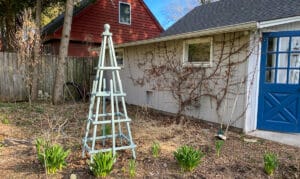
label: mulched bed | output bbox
[0,102,299,178]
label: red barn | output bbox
[42,0,163,57]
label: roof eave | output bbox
[139,0,164,32]
[115,22,257,48]
[257,15,300,29]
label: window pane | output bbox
[277,69,287,84]
[289,70,300,84]
[188,42,210,62]
[120,3,130,24]
[291,36,300,51]
[268,37,277,52]
[117,58,123,66]
[290,53,300,68]
[116,51,123,66]
[266,53,276,67]
[115,51,122,57]
[278,53,288,68]
[265,69,275,83]
[279,37,290,52]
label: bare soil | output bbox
[0,102,299,178]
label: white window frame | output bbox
[115,48,124,67]
[183,37,213,67]
[119,2,131,25]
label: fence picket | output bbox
[0,52,97,102]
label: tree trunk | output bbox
[31,0,41,101]
[52,0,74,105]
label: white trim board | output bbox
[244,30,261,133]
[258,16,300,29]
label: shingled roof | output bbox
[42,0,94,35]
[161,0,300,37]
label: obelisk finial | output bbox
[104,24,110,33]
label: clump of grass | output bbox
[1,118,9,124]
[215,140,224,157]
[151,141,160,158]
[129,159,136,178]
[263,152,278,176]
[0,114,9,124]
[174,145,205,172]
[0,102,17,108]
[36,138,70,174]
[121,166,126,175]
[34,106,44,113]
[89,151,116,177]
[0,138,4,152]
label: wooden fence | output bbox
[0,52,98,102]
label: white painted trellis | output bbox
[82,24,136,161]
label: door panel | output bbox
[258,31,300,133]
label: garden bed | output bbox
[0,102,299,178]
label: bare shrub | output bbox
[15,9,41,105]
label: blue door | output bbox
[257,31,300,133]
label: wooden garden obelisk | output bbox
[82,24,136,161]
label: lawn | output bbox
[0,102,299,178]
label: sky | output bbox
[143,0,199,30]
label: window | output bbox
[183,37,213,67]
[265,35,300,84]
[104,49,124,67]
[119,2,131,25]
[115,49,124,67]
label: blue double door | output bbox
[258,31,300,133]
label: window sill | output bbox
[119,22,131,25]
[183,62,212,68]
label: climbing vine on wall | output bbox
[128,32,260,132]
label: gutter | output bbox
[115,22,257,48]
[257,15,300,29]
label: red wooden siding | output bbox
[44,0,163,56]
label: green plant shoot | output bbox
[0,114,9,124]
[101,124,111,136]
[263,152,278,176]
[89,151,116,177]
[173,145,205,172]
[35,138,70,174]
[215,140,224,157]
[129,159,136,178]
[1,118,9,124]
[152,142,160,158]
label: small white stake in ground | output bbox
[82,24,136,161]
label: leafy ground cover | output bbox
[0,102,299,178]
